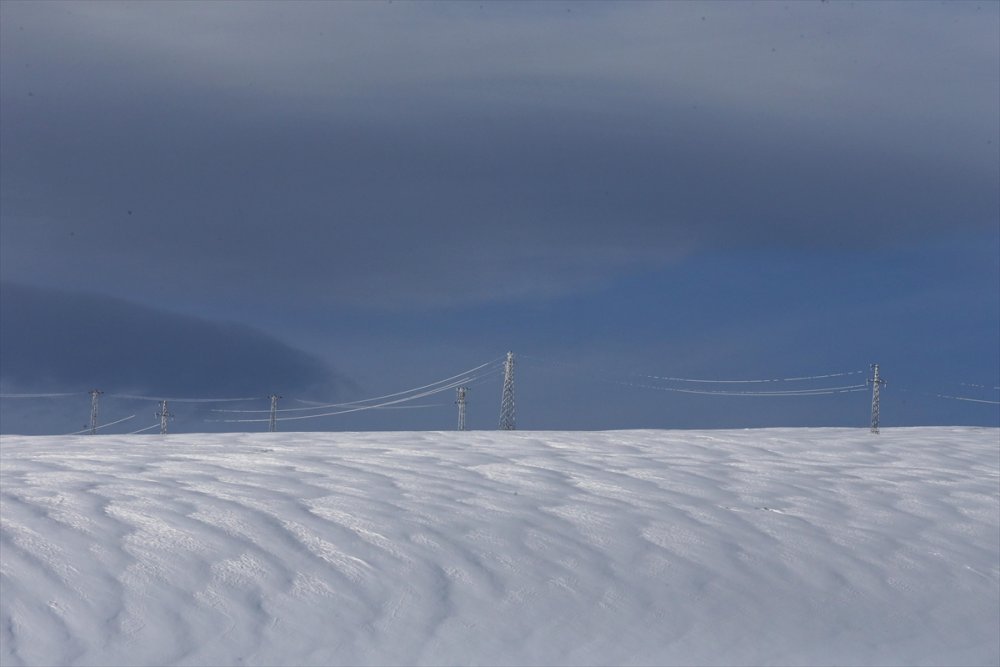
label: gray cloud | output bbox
[1,1,996,310]
[0,282,347,397]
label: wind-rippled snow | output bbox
[1,428,997,666]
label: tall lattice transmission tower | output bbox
[88,389,103,435]
[157,400,173,435]
[868,363,886,434]
[456,386,468,431]
[268,394,281,432]
[499,351,515,430]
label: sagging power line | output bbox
[2,354,997,434]
[640,370,866,384]
[214,358,505,414]
[68,413,136,436]
[212,359,505,427]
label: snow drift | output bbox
[1,428,997,666]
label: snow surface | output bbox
[1,428,998,666]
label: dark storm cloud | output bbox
[1,1,997,309]
[0,282,346,397]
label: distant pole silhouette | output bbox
[499,352,515,430]
[456,387,468,431]
[88,389,103,435]
[268,394,281,432]
[157,400,173,435]
[868,364,886,434]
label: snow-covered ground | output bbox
[1,428,997,666]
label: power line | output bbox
[3,353,996,435]
[108,394,258,403]
[615,380,869,397]
[898,388,1000,405]
[67,413,136,435]
[463,370,504,390]
[282,357,503,411]
[639,370,866,384]
[367,403,449,410]
[931,394,1000,405]
[522,354,872,397]
[215,374,485,424]
[958,382,1000,391]
[214,359,505,414]
[228,382,464,424]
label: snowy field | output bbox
[1,428,997,666]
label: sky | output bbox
[1,0,998,434]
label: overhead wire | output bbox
[2,358,508,432]
[215,373,486,423]
[521,353,869,397]
[934,394,1000,405]
[109,394,258,403]
[6,353,996,432]
[283,357,504,410]
[214,358,505,413]
[218,377,474,424]
[364,403,450,410]
[616,380,870,397]
[958,382,1000,391]
[639,370,866,384]
[521,354,866,386]
[898,387,1000,405]
[461,367,506,390]
[66,414,137,435]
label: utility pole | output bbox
[268,394,281,433]
[456,386,468,431]
[157,400,173,435]
[88,389,103,435]
[868,363,886,434]
[499,351,515,430]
